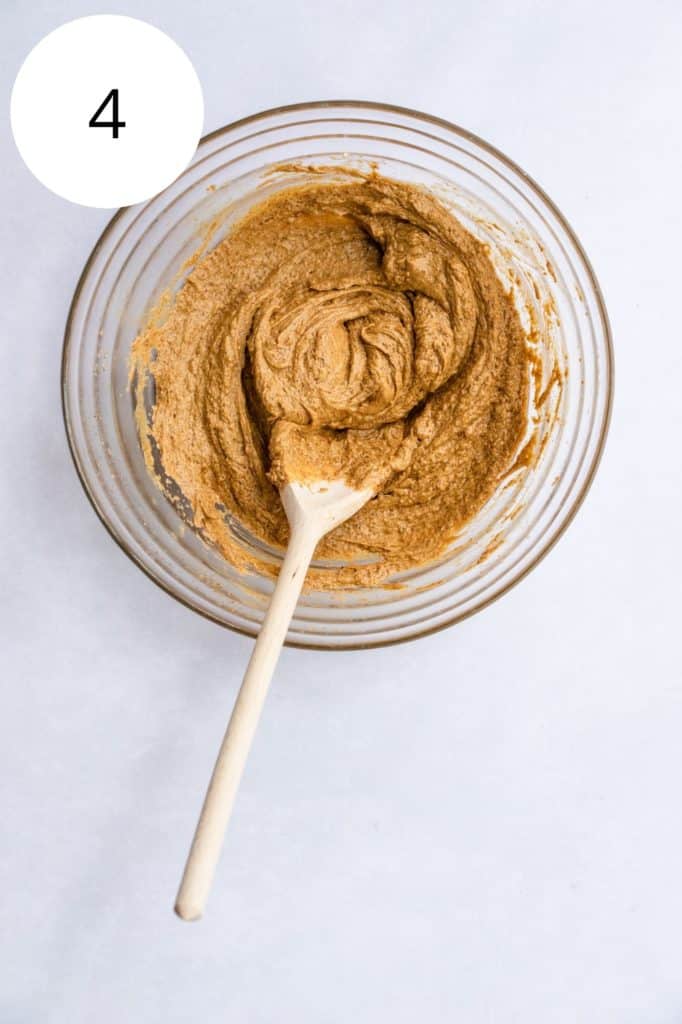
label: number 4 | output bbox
[89,88,126,139]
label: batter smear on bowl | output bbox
[131,171,532,588]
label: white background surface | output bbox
[1,1,681,1021]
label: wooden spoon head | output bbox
[280,479,373,540]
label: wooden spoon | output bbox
[175,478,372,921]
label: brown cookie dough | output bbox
[131,172,531,588]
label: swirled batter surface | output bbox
[132,173,531,588]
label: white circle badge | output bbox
[10,16,204,208]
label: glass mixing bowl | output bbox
[62,101,613,649]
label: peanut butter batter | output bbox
[131,172,531,588]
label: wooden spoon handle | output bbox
[175,524,319,921]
